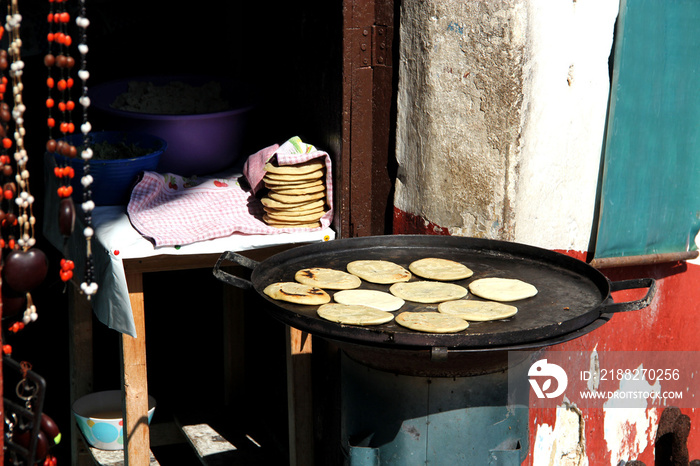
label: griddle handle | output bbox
[602,277,657,313]
[212,251,259,290]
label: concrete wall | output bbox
[395,0,616,250]
[394,1,700,464]
[395,0,527,240]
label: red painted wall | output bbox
[525,256,700,465]
[394,208,700,464]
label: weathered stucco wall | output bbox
[395,0,526,240]
[394,0,616,252]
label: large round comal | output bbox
[72,390,156,451]
[213,235,656,376]
[216,235,657,349]
[89,76,255,176]
[51,131,167,206]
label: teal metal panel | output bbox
[342,354,430,464]
[595,0,700,259]
[341,354,529,465]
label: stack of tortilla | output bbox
[261,158,328,228]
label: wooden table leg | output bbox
[68,283,95,466]
[122,271,150,466]
[222,272,245,411]
[286,327,314,466]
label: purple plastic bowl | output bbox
[89,76,254,176]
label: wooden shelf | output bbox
[80,421,284,466]
[87,447,161,466]
[75,423,168,465]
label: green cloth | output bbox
[595,0,700,259]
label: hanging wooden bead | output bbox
[57,165,76,240]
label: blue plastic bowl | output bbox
[52,131,167,206]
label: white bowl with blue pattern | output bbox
[72,390,156,450]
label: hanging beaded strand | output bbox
[7,0,40,325]
[76,0,97,298]
[54,0,76,144]
[46,0,77,154]
[0,19,17,253]
[6,0,35,252]
[45,0,77,284]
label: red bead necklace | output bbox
[46,0,77,286]
[45,0,77,157]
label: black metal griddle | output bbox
[213,235,655,354]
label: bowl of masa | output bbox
[50,130,167,206]
[89,75,255,176]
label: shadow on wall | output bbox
[627,406,699,466]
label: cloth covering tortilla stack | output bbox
[251,138,330,228]
[127,137,333,247]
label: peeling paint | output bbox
[533,401,587,465]
[603,408,658,466]
[587,347,600,392]
[602,366,660,465]
[533,422,555,464]
[402,424,421,441]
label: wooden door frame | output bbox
[338,0,398,238]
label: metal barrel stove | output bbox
[214,235,656,465]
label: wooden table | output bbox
[69,244,319,466]
[42,156,333,465]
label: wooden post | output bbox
[286,327,314,466]
[68,284,95,466]
[341,0,396,237]
[222,267,246,411]
[121,272,150,465]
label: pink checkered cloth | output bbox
[127,137,333,247]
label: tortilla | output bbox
[317,303,394,326]
[263,216,322,229]
[264,178,324,188]
[264,170,324,182]
[265,210,327,222]
[264,206,326,217]
[389,281,468,303]
[295,267,362,290]
[395,312,469,333]
[409,258,474,281]
[346,260,411,284]
[333,289,405,312]
[261,197,326,210]
[437,299,518,321]
[468,277,538,302]
[263,282,330,305]
[267,222,322,229]
[268,191,326,203]
[264,158,325,175]
[271,184,326,195]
